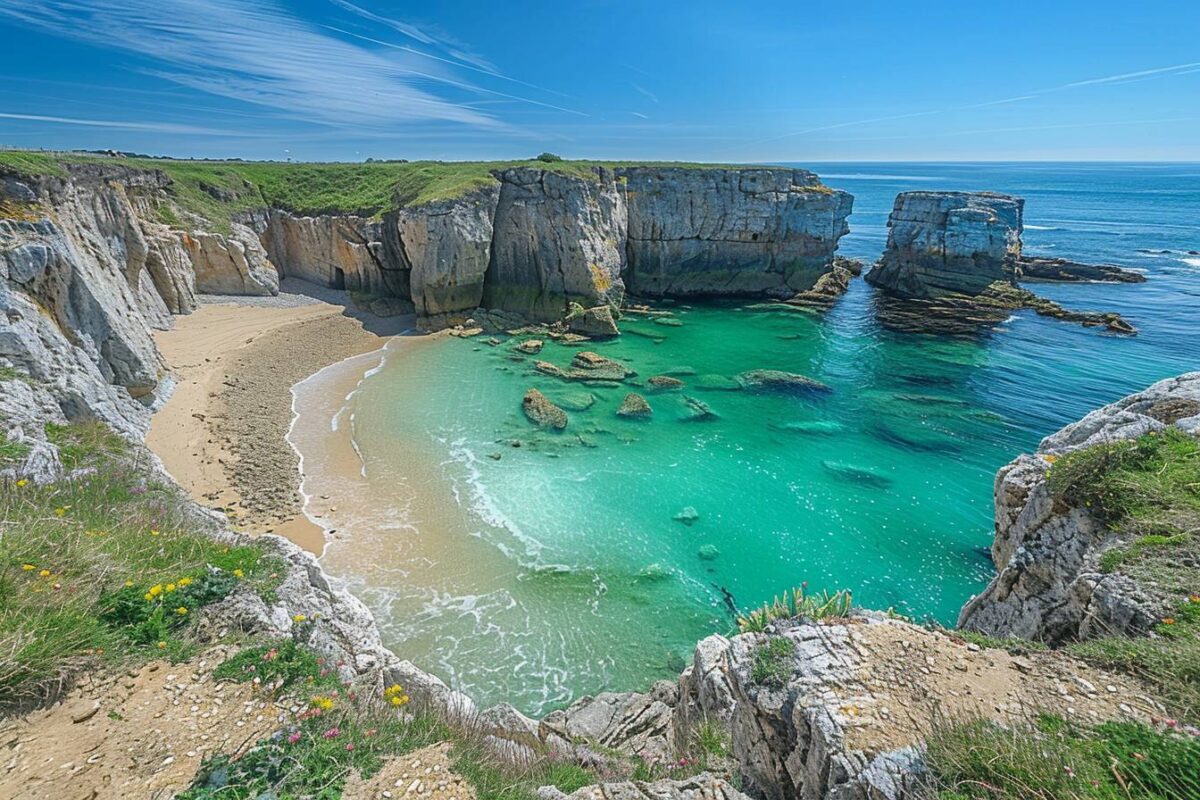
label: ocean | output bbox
[302,162,1199,716]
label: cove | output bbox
[309,163,1200,716]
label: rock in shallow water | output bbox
[736,369,831,394]
[522,388,568,430]
[616,392,652,419]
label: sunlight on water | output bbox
[315,163,1199,715]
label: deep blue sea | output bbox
[313,163,1199,715]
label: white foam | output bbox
[1024,225,1059,231]
[1183,257,1200,268]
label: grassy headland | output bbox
[0,150,785,224]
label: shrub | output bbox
[534,152,564,162]
[750,637,794,686]
[737,584,853,633]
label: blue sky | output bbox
[1,0,1198,162]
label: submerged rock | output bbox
[697,544,720,561]
[673,506,700,525]
[556,392,596,411]
[515,339,544,354]
[522,388,568,430]
[821,460,893,488]
[768,419,845,435]
[653,317,683,327]
[680,396,719,422]
[616,392,652,419]
[534,352,634,383]
[736,370,831,395]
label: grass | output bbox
[0,150,799,229]
[737,584,853,633]
[750,636,795,686]
[1041,429,1200,722]
[922,713,1200,800]
[183,637,596,800]
[0,421,279,712]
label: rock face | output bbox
[866,192,1023,298]
[183,224,279,296]
[568,305,621,338]
[1018,256,1145,284]
[400,187,500,318]
[484,167,627,322]
[623,169,853,298]
[958,372,1200,642]
[264,210,393,296]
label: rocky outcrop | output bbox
[784,257,862,310]
[958,373,1200,642]
[1018,256,1145,284]
[183,223,279,296]
[568,305,621,338]
[540,776,751,800]
[866,191,1139,335]
[483,167,627,322]
[866,192,1023,299]
[623,169,852,298]
[400,187,500,318]
[617,392,652,418]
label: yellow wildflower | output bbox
[166,583,177,593]
[150,529,160,537]
[232,568,244,579]
[1163,618,1176,625]
[22,564,35,571]
[148,584,163,597]
[178,577,193,587]
[389,694,410,707]
[38,569,51,578]
[54,507,66,517]
[1042,454,1059,464]
[310,695,335,711]
[144,593,154,601]
[175,606,188,616]
[293,614,306,623]
[125,580,134,588]
[157,641,167,649]
[15,479,28,488]
[384,684,410,707]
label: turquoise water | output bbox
[318,163,1198,716]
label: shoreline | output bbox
[147,283,411,554]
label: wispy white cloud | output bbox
[632,84,660,104]
[1061,61,1200,88]
[0,111,249,135]
[0,0,508,132]
[631,111,649,119]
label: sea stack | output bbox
[865,191,1023,298]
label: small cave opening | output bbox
[332,267,346,290]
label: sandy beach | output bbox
[148,281,410,553]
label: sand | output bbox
[148,285,409,553]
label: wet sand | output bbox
[148,286,409,553]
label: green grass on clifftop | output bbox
[0,150,783,225]
[1045,428,1200,722]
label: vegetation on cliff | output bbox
[0,150,783,223]
[0,421,279,711]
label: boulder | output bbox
[183,224,279,297]
[516,339,545,355]
[617,393,652,419]
[523,388,568,430]
[568,305,621,338]
[648,375,685,390]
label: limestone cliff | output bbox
[958,372,1200,642]
[623,168,853,298]
[483,166,628,321]
[866,191,1023,298]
